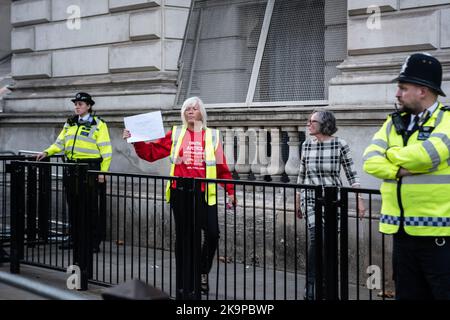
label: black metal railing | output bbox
[1,155,32,264]
[84,172,323,300]
[87,171,177,295]
[3,159,388,300]
[1,154,65,263]
[192,177,324,301]
[7,161,76,273]
[339,187,388,300]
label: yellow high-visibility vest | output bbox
[363,103,450,236]
[165,126,219,206]
[45,115,112,172]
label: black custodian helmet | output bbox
[394,53,446,97]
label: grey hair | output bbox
[312,109,338,136]
[181,96,207,129]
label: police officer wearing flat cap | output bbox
[37,92,112,253]
[364,53,450,299]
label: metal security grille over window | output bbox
[254,0,325,102]
[177,0,267,104]
[176,0,347,106]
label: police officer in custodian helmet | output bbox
[364,53,450,299]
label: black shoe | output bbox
[201,274,209,294]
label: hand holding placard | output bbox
[123,111,165,143]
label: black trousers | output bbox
[63,160,106,250]
[305,225,326,300]
[170,187,219,298]
[393,228,450,300]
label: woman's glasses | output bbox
[306,120,320,126]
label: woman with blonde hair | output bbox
[123,96,235,297]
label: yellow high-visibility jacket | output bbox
[165,125,219,205]
[45,115,112,172]
[363,103,450,236]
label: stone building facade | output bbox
[0,0,449,189]
[1,0,449,294]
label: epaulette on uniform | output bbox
[95,116,105,123]
[67,115,78,126]
[441,105,450,111]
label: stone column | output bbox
[266,127,285,182]
[234,127,250,180]
[222,127,235,173]
[247,127,260,179]
[284,126,301,183]
[256,127,270,180]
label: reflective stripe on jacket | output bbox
[45,116,112,172]
[363,103,450,236]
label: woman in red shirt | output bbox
[123,97,236,296]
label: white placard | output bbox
[124,111,165,143]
